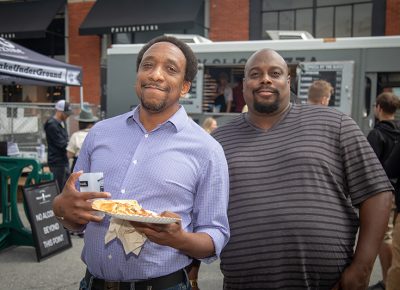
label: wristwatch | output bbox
[55,215,65,220]
[189,279,198,288]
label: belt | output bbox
[85,269,185,290]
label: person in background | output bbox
[232,77,245,113]
[307,79,333,106]
[52,35,230,290]
[202,117,218,134]
[44,99,72,191]
[367,92,400,290]
[382,135,400,290]
[212,48,392,289]
[214,72,233,113]
[66,107,99,172]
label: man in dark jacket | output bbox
[383,135,400,290]
[44,100,72,191]
[367,92,400,290]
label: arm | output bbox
[67,151,74,159]
[132,215,215,259]
[225,87,233,113]
[186,259,201,290]
[332,191,392,290]
[226,100,232,113]
[52,171,111,231]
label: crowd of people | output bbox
[43,35,400,290]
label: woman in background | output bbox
[202,117,218,133]
[67,108,98,172]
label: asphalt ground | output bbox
[0,204,381,290]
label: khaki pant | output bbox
[387,213,400,290]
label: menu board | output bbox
[23,181,71,261]
[297,61,354,115]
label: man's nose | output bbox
[260,73,272,84]
[148,66,164,81]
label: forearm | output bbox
[175,232,215,259]
[352,191,392,271]
[187,259,201,278]
[67,151,74,159]
[226,101,232,113]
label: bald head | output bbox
[245,49,289,77]
[243,48,291,116]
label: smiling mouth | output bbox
[143,84,166,91]
[256,90,276,96]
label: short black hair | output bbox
[136,35,198,82]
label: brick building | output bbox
[0,0,399,110]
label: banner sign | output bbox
[0,59,81,86]
[0,37,82,86]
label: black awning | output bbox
[0,0,65,39]
[79,0,204,35]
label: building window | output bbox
[353,3,373,36]
[258,0,373,39]
[335,5,352,37]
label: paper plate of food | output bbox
[91,199,181,224]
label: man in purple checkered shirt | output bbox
[53,35,230,290]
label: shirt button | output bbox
[121,189,126,194]
[144,134,149,138]
[133,160,137,164]
[108,254,112,259]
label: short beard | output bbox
[140,97,167,113]
[253,97,280,114]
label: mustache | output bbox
[142,82,168,91]
[253,86,279,95]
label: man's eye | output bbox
[271,71,282,78]
[250,72,259,78]
[141,63,153,69]
[167,66,177,73]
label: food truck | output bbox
[106,35,400,134]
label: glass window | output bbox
[317,0,369,6]
[256,0,373,39]
[316,7,334,37]
[335,5,351,37]
[279,11,295,30]
[263,0,312,10]
[112,33,132,44]
[262,12,278,32]
[296,9,313,33]
[353,3,372,36]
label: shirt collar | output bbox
[127,105,188,133]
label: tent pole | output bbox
[80,86,84,109]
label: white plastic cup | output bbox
[79,172,105,217]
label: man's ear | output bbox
[180,81,191,97]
